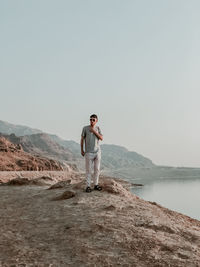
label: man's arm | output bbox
[80,136,85,156]
[90,127,103,141]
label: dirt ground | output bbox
[0,172,200,266]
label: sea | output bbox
[131,177,200,221]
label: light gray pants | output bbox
[85,151,101,187]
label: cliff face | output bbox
[0,173,200,266]
[2,132,75,162]
[0,136,64,171]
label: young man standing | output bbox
[81,114,103,193]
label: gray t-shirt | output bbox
[81,125,103,153]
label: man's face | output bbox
[90,117,97,127]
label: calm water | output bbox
[131,178,200,221]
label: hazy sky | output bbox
[1,0,200,167]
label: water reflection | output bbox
[131,178,200,221]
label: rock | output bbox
[30,176,55,186]
[47,180,72,190]
[4,177,31,186]
[52,190,76,200]
[104,204,116,211]
[101,178,134,198]
[1,176,55,186]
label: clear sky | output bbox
[1,0,200,167]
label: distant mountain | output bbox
[0,135,63,171]
[49,135,154,166]
[49,134,81,155]
[0,120,42,136]
[0,132,78,170]
[49,135,155,169]
[100,144,154,169]
[0,119,155,175]
[2,120,200,183]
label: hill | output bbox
[3,132,75,161]
[0,120,155,174]
[0,119,42,136]
[0,135,64,171]
[100,144,154,168]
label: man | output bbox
[81,114,103,193]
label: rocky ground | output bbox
[0,171,200,266]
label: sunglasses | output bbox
[90,118,96,122]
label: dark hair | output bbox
[90,114,98,119]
